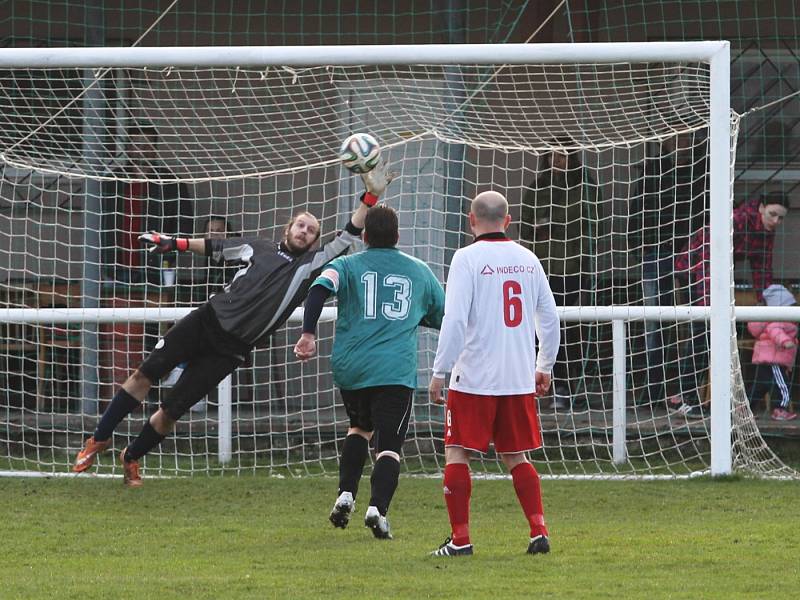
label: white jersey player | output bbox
[429,190,560,558]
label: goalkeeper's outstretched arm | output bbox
[351,159,397,225]
[138,231,208,255]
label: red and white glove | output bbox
[138,231,189,253]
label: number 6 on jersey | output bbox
[503,280,523,327]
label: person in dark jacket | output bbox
[629,132,708,404]
[192,215,241,303]
[102,124,193,285]
[73,163,394,486]
[519,140,601,407]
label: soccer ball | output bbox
[339,132,381,173]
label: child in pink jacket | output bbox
[747,284,798,420]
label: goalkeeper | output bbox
[293,204,445,540]
[72,164,394,486]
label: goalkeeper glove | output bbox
[360,160,397,206]
[138,231,189,253]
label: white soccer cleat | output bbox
[364,505,393,540]
[329,491,355,529]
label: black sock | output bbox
[94,388,141,442]
[369,455,401,516]
[338,434,369,498]
[124,422,166,462]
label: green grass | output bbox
[2,475,799,599]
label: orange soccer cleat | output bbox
[72,436,111,473]
[120,449,143,487]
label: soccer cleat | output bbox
[527,534,551,555]
[72,436,111,473]
[119,449,143,488]
[364,505,393,540]
[772,407,798,421]
[329,491,355,529]
[430,536,473,557]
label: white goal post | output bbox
[2,41,794,480]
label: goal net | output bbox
[0,43,793,479]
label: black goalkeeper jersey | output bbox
[205,225,360,346]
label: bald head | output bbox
[471,191,508,224]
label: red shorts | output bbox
[444,389,542,454]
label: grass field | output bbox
[2,474,799,599]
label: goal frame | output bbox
[0,42,733,475]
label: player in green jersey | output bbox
[294,204,444,539]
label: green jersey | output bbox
[314,247,445,390]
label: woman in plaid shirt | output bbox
[670,191,790,417]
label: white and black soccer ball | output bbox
[339,132,381,174]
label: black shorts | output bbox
[139,304,251,420]
[340,385,413,455]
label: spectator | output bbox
[102,123,193,285]
[671,191,790,417]
[294,204,445,540]
[629,132,708,403]
[747,284,798,421]
[194,215,241,302]
[519,139,601,407]
[428,191,560,557]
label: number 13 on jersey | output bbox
[361,271,412,320]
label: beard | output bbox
[284,234,313,254]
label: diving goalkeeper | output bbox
[72,164,394,486]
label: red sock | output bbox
[511,462,548,537]
[443,463,472,546]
